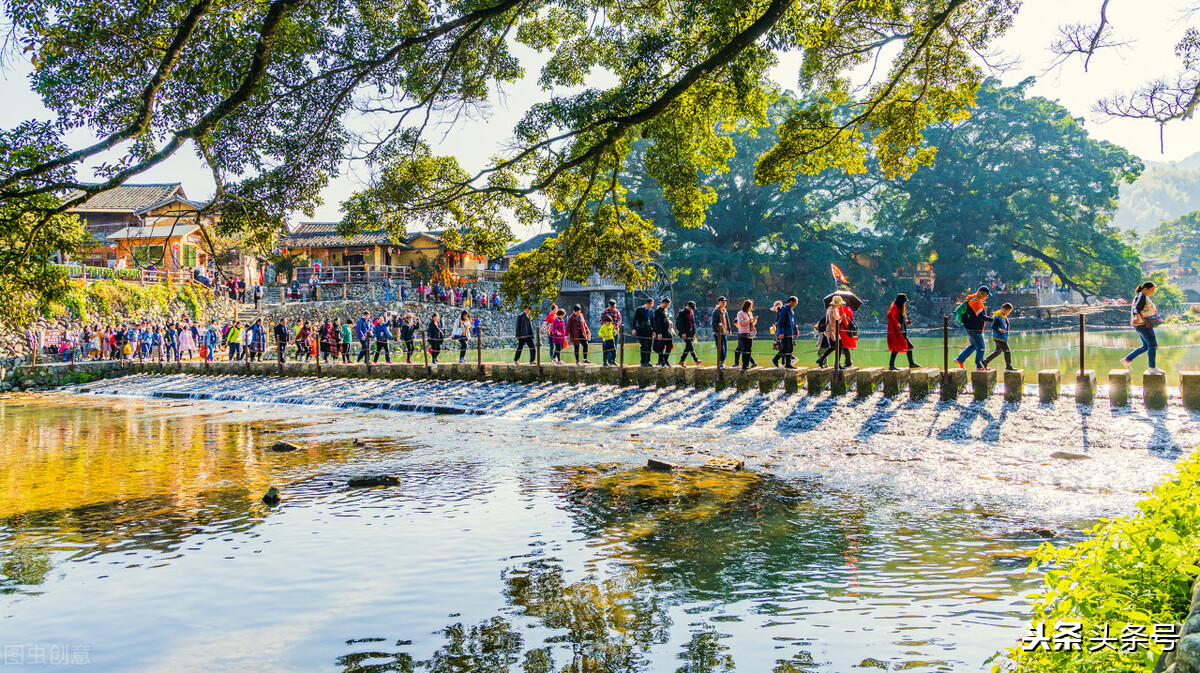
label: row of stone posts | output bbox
[45,356,1200,411]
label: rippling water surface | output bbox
[0,388,1188,672]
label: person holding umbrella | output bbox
[817,295,856,368]
[886,293,920,370]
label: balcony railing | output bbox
[294,264,410,285]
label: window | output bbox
[132,245,165,267]
[183,245,197,267]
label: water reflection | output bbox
[1,397,1069,672]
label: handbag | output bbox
[1142,314,1163,329]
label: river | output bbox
[1,376,1195,671]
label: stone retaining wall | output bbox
[1156,575,1200,673]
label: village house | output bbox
[278,222,488,283]
[65,183,261,284]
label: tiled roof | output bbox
[280,222,411,249]
[65,184,183,212]
[108,224,200,240]
[505,232,555,257]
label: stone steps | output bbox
[21,359,1200,410]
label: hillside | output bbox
[1114,150,1200,234]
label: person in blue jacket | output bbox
[355,312,372,363]
[203,321,220,362]
[373,317,393,363]
[982,302,1015,371]
[772,295,798,369]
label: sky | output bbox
[2,0,1198,242]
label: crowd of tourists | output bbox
[68,279,1169,376]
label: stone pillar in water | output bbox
[1108,369,1129,407]
[1143,371,1168,410]
[970,369,996,401]
[1181,372,1200,411]
[1075,371,1097,405]
[1038,369,1060,403]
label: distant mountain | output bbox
[1114,151,1200,234]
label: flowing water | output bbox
[2,375,1197,672]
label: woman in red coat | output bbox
[886,293,919,370]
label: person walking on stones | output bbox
[982,302,1015,371]
[453,310,471,363]
[953,286,991,371]
[633,297,655,367]
[599,315,617,366]
[203,321,220,363]
[319,318,335,363]
[772,296,798,368]
[273,317,290,362]
[566,304,592,364]
[677,301,700,366]
[549,308,567,365]
[514,307,536,364]
[399,314,417,363]
[886,293,919,370]
[163,322,177,362]
[653,298,674,367]
[1122,280,1164,374]
[178,321,195,360]
[428,312,445,364]
[296,320,313,362]
[248,318,266,361]
[817,296,854,369]
[711,297,730,369]
[373,314,393,363]
[383,276,393,302]
[226,321,242,361]
[339,318,353,363]
[735,299,758,370]
[600,299,622,333]
[542,302,559,357]
[355,311,372,364]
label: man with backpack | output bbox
[773,295,798,369]
[954,286,992,371]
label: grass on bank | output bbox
[993,452,1200,672]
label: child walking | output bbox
[982,303,1014,371]
[599,315,617,366]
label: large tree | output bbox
[0,0,1020,319]
[870,78,1143,301]
[622,95,880,307]
[1144,210,1200,268]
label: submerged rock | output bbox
[352,438,366,446]
[646,458,676,471]
[261,486,281,505]
[347,475,400,487]
[269,440,303,452]
[1050,451,1091,460]
[705,456,745,471]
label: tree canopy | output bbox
[870,78,1144,301]
[615,80,1143,307]
[0,0,1020,321]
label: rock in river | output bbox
[347,475,400,487]
[261,486,281,505]
[269,441,304,452]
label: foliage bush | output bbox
[47,280,212,325]
[994,454,1200,672]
